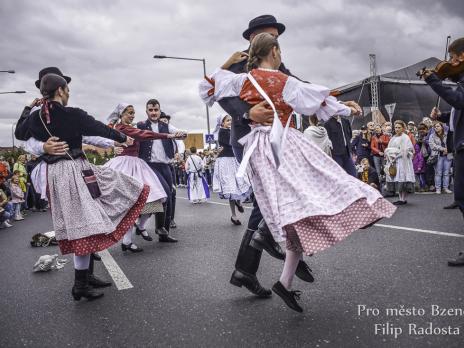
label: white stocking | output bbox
[137,214,151,230]
[122,227,134,245]
[279,249,302,290]
[73,254,91,270]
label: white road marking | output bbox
[177,196,253,209]
[374,224,464,238]
[178,196,463,237]
[99,250,133,290]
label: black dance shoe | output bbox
[272,281,303,313]
[170,220,177,229]
[235,200,245,213]
[392,200,407,205]
[295,260,314,283]
[231,217,242,226]
[88,274,112,288]
[230,270,272,298]
[159,235,178,243]
[121,243,143,252]
[448,252,464,266]
[155,227,169,236]
[249,222,286,261]
[135,227,153,241]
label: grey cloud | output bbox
[0,0,462,146]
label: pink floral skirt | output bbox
[241,126,396,255]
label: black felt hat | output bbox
[242,15,286,40]
[35,67,71,88]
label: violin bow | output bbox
[436,35,451,109]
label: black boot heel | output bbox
[72,269,104,301]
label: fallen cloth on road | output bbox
[33,254,69,272]
[30,231,58,247]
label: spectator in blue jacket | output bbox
[351,125,373,165]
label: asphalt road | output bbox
[0,189,463,348]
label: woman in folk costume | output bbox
[23,74,149,302]
[186,147,210,203]
[384,120,416,205]
[105,103,181,251]
[212,114,252,225]
[199,33,396,312]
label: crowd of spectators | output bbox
[0,153,48,229]
[347,115,455,199]
[304,111,455,205]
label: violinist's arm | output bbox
[425,73,464,109]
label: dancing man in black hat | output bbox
[222,15,314,298]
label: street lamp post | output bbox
[12,123,16,149]
[153,55,211,136]
[0,70,15,74]
[0,91,26,94]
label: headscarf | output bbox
[213,114,229,141]
[107,103,132,124]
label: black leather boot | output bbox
[230,228,271,297]
[249,220,286,260]
[154,212,169,236]
[88,254,112,288]
[230,270,271,298]
[72,269,104,301]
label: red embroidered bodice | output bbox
[239,69,295,128]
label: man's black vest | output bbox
[137,119,175,162]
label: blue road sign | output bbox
[205,134,215,143]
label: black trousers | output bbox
[169,164,177,221]
[232,145,264,275]
[147,162,173,230]
[454,150,464,218]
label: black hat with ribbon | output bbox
[242,15,286,40]
[35,67,71,88]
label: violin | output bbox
[417,59,464,81]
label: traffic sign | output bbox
[205,134,215,143]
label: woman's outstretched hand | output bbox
[221,51,249,69]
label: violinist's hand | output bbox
[28,98,42,108]
[114,146,124,155]
[430,107,441,120]
[124,136,134,147]
[249,100,274,126]
[43,137,69,155]
[343,101,362,116]
[421,69,434,79]
[221,51,249,69]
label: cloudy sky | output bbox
[0,0,462,146]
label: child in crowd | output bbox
[357,158,380,191]
[10,171,25,221]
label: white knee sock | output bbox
[73,254,91,270]
[279,250,302,290]
[137,214,151,230]
[122,227,134,245]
